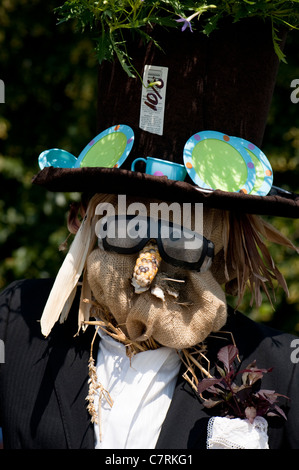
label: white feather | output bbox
[40,213,95,337]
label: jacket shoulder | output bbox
[227,307,298,347]
[0,278,55,340]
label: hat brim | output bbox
[32,167,299,218]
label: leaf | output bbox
[241,362,272,386]
[215,364,226,378]
[257,389,288,404]
[207,384,228,394]
[95,32,114,63]
[272,21,288,63]
[202,397,224,409]
[110,36,136,78]
[242,369,263,386]
[269,404,287,421]
[202,12,222,36]
[217,345,239,372]
[235,385,253,402]
[197,377,223,394]
[243,360,257,370]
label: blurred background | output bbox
[0,0,299,355]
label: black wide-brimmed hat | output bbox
[32,18,299,218]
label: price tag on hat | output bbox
[139,65,168,136]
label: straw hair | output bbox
[222,211,298,308]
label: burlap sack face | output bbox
[86,205,228,349]
[87,248,226,349]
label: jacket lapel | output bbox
[155,363,211,449]
[48,304,99,449]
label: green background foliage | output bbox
[0,0,299,335]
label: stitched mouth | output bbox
[150,271,188,302]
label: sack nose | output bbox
[126,317,155,343]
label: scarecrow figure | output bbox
[1,16,299,449]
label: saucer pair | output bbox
[38,126,273,196]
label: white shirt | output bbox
[94,329,181,449]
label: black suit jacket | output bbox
[0,278,299,449]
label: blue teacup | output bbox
[131,157,187,181]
